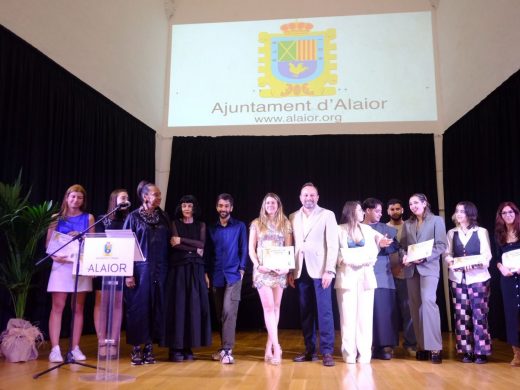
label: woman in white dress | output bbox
[46,184,95,363]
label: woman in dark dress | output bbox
[124,181,171,365]
[162,195,211,362]
[93,188,130,359]
[494,201,520,366]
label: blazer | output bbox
[335,223,379,290]
[400,213,447,278]
[290,205,338,279]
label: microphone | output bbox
[117,201,131,210]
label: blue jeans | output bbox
[296,262,335,355]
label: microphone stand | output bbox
[33,204,125,379]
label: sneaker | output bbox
[462,352,474,363]
[131,346,143,366]
[49,345,64,363]
[143,344,156,364]
[71,346,86,361]
[220,349,235,364]
[212,349,225,361]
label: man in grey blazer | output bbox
[288,182,338,367]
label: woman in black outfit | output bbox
[494,201,520,366]
[124,181,171,365]
[162,195,211,361]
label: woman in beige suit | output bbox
[336,201,389,364]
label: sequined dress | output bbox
[251,219,292,289]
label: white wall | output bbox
[0,0,169,132]
[435,0,520,129]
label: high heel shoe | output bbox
[264,341,273,362]
[271,344,282,365]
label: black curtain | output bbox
[443,69,520,341]
[0,26,156,336]
[165,134,448,330]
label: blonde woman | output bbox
[249,193,292,365]
[46,184,95,363]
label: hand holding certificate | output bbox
[502,249,520,272]
[449,254,483,269]
[260,246,295,270]
[404,239,434,263]
[46,231,79,262]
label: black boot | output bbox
[143,343,156,364]
[131,345,143,366]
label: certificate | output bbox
[450,255,483,269]
[502,249,520,271]
[340,247,369,266]
[405,239,434,263]
[260,246,295,269]
[46,231,79,262]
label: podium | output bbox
[78,230,144,383]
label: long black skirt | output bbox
[162,262,212,349]
[501,274,520,346]
[372,288,399,347]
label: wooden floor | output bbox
[1,330,520,389]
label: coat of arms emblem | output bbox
[259,22,337,97]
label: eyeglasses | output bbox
[501,211,515,216]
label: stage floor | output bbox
[1,330,520,389]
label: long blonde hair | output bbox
[255,192,290,234]
[58,184,88,218]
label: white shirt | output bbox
[445,226,492,284]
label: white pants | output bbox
[336,281,375,363]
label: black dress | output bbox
[123,207,171,346]
[496,240,520,346]
[162,220,212,350]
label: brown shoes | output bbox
[322,353,335,367]
[293,351,319,362]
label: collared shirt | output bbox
[205,216,248,287]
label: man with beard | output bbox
[362,198,400,360]
[205,193,248,364]
[387,198,417,356]
[289,182,338,366]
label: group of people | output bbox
[44,182,520,368]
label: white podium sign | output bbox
[76,237,135,276]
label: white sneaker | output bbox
[71,346,86,361]
[49,346,64,363]
[220,349,234,364]
[212,349,225,361]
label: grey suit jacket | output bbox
[290,205,338,279]
[400,213,447,278]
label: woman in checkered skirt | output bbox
[445,201,492,364]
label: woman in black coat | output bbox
[124,181,171,365]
